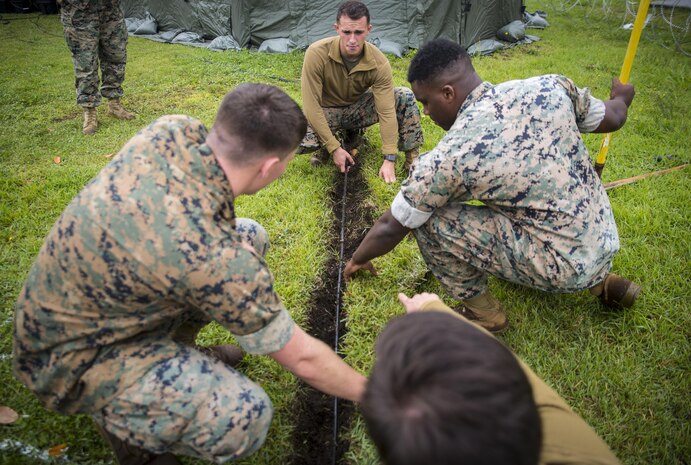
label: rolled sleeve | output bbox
[556,76,605,133]
[235,308,296,354]
[578,95,606,132]
[399,144,467,219]
[391,191,432,229]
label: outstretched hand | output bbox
[344,258,378,281]
[332,147,355,173]
[397,292,442,314]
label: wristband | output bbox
[383,154,397,162]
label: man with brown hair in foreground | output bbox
[14,83,366,465]
[362,292,623,465]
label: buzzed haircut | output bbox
[213,83,307,164]
[336,1,370,23]
[407,38,473,84]
[362,311,542,465]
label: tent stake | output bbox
[603,164,688,190]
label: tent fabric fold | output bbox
[121,0,528,53]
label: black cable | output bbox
[331,166,348,465]
[30,10,63,37]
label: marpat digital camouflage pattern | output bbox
[403,75,618,299]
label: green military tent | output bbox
[121,0,526,53]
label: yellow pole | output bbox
[594,0,651,178]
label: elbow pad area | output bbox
[391,191,432,229]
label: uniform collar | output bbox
[457,81,494,116]
[197,142,236,222]
[327,36,377,72]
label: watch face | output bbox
[384,155,397,162]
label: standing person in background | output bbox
[298,0,423,183]
[59,0,135,135]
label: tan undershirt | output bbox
[418,299,622,465]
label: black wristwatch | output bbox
[383,154,397,162]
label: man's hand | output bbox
[344,258,378,280]
[397,292,442,314]
[595,78,636,133]
[378,160,396,183]
[610,78,635,108]
[332,147,355,173]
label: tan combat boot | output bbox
[589,273,641,308]
[404,148,420,172]
[107,98,135,120]
[455,290,508,332]
[310,148,330,166]
[82,107,98,135]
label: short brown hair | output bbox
[362,311,542,465]
[213,83,307,164]
[336,1,370,24]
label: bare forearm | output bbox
[271,327,366,402]
[593,99,628,133]
[594,78,634,133]
[352,210,409,265]
[291,337,366,402]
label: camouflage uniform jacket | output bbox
[395,75,619,284]
[13,116,295,414]
[301,36,398,154]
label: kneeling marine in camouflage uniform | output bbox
[14,85,366,464]
[345,39,641,332]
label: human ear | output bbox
[441,84,456,102]
[259,157,281,177]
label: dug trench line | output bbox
[287,158,376,465]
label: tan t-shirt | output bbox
[419,299,622,465]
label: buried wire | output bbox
[331,166,349,465]
[287,162,358,465]
[288,154,371,464]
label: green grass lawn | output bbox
[1,3,689,464]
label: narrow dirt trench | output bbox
[287,157,376,465]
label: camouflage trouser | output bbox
[92,219,273,462]
[297,87,423,154]
[414,204,614,300]
[60,0,128,108]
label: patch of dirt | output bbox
[51,111,81,123]
[287,154,376,465]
